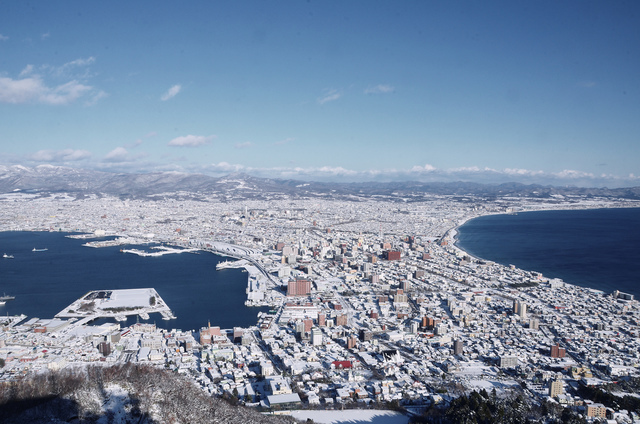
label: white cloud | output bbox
[317,89,342,105]
[208,161,246,173]
[409,164,437,173]
[0,34,8,41]
[39,80,92,105]
[0,76,45,104]
[504,168,544,176]
[364,84,394,94]
[161,84,182,101]
[41,32,50,40]
[0,58,105,105]
[19,65,34,77]
[235,142,254,149]
[50,57,96,78]
[0,76,91,105]
[274,137,295,146]
[553,169,595,179]
[168,135,214,147]
[62,57,96,68]
[85,90,108,106]
[448,166,498,174]
[30,149,91,162]
[104,147,129,162]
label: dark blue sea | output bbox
[0,232,269,331]
[456,208,640,298]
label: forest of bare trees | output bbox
[0,363,300,424]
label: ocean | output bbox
[455,207,640,298]
[0,231,270,331]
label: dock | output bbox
[55,288,176,323]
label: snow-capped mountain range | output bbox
[1,164,639,200]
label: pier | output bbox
[55,288,176,322]
[120,246,199,257]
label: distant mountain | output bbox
[1,164,640,200]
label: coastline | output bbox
[448,206,640,297]
[448,204,640,262]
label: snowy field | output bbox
[289,410,409,424]
[102,288,156,309]
[466,379,520,391]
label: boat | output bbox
[3,253,14,258]
[32,248,48,252]
[161,310,176,320]
[0,294,15,302]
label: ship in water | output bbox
[32,248,48,252]
[3,253,14,258]
[0,294,15,305]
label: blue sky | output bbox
[1,1,639,187]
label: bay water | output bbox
[0,231,269,331]
[456,208,640,298]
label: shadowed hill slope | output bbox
[0,363,299,424]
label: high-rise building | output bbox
[453,340,463,356]
[518,303,527,319]
[386,251,401,261]
[287,279,311,296]
[359,329,372,341]
[311,328,322,346]
[347,335,357,349]
[394,293,408,304]
[400,280,411,292]
[98,342,111,356]
[304,319,313,333]
[586,404,607,418]
[550,343,566,358]
[513,300,527,318]
[549,379,563,397]
[336,314,348,326]
[233,327,243,343]
[500,355,518,368]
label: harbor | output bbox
[120,246,199,257]
[55,288,176,323]
[216,259,281,307]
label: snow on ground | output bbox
[289,410,409,424]
[466,379,520,392]
[97,383,130,424]
[454,361,491,376]
[103,289,155,309]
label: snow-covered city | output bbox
[1,186,640,423]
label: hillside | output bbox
[0,363,298,424]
